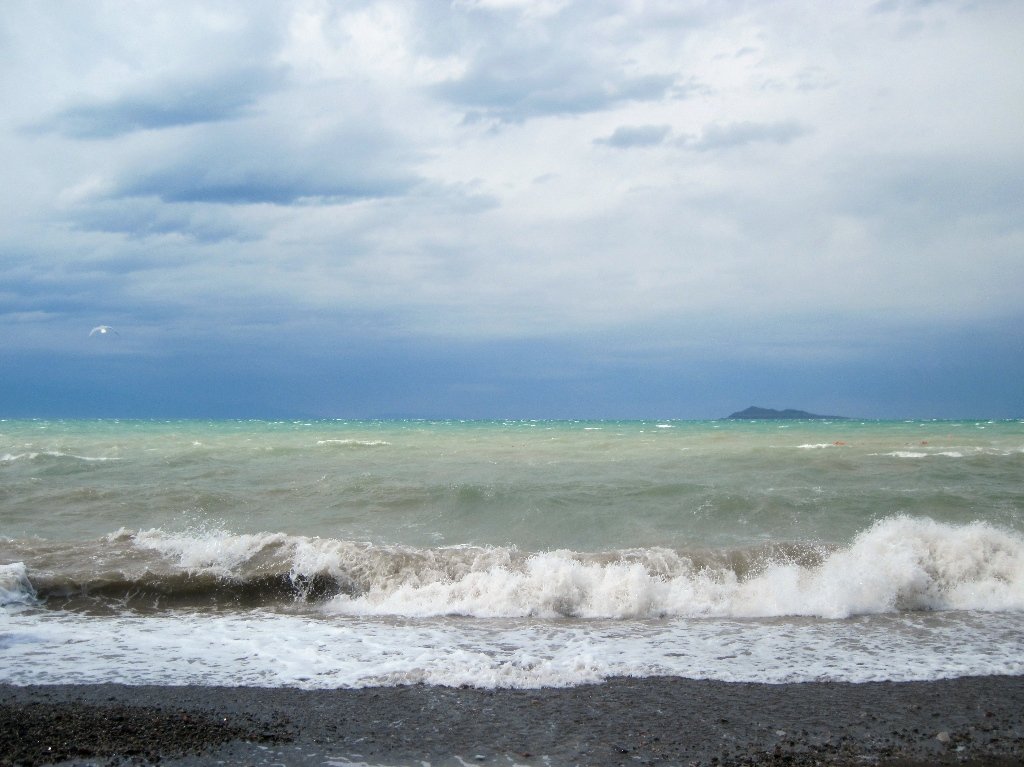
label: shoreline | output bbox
[3,676,1024,766]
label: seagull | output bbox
[89,325,118,336]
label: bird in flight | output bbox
[89,325,118,336]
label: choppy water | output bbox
[2,418,1023,688]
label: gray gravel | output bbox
[3,676,1024,766]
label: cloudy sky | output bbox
[2,0,1021,419]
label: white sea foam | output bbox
[0,452,36,462]
[2,601,1023,688]
[316,439,391,447]
[871,448,1020,459]
[130,527,291,576]
[116,516,1024,621]
[1,450,118,462]
[45,450,118,461]
[317,517,1024,620]
[5,419,1024,691]
[0,562,36,606]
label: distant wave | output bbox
[0,450,119,463]
[9,517,1023,620]
[874,449,1022,459]
[316,439,391,448]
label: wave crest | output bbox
[0,562,37,606]
[11,516,1023,620]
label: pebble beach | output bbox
[4,676,1024,766]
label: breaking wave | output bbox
[8,516,1023,620]
[0,562,36,607]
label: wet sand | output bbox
[3,676,1023,766]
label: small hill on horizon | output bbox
[726,406,848,420]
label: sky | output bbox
[1,0,1022,419]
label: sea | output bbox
[2,418,1023,689]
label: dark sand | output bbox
[3,676,1024,766]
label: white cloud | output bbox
[1,0,1021,363]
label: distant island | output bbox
[726,406,848,420]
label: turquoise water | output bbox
[2,418,1021,547]
[2,418,1023,688]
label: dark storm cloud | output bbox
[424,3,678,123]
[113,124,420,206]
[0,262,130,323]
[2,0,1022,418]
[70,199,251,243]
[29,68,282,139]
[834,155,1024,226]
[690,121,808,151]
[439,66,676,123]
[122,167,414,206]
[595,125,672,148]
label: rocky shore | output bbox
[3,676,1023,766]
